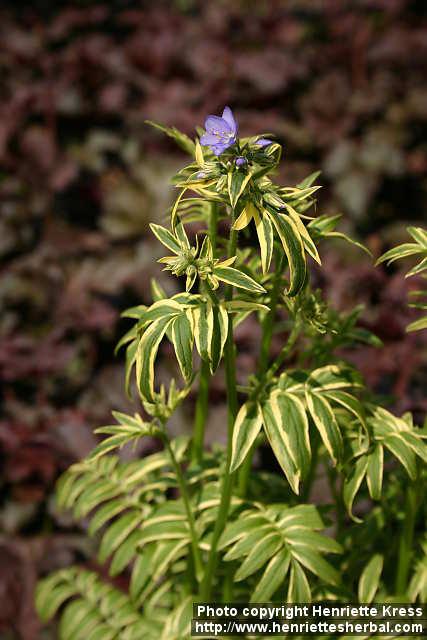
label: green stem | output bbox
[200,213,239,601]
[251,320,301,400]
[164,436,203,583]
[395,478,419,595]
[238,254,284,496]
[208,202,219,253]
[191,360,210,463]
[191,203,218,463]
[258,254,284,375]
[265,321,300,383]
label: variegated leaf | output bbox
[230,403,263,472]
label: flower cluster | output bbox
[199,106,272,164]
[200,106,238,156]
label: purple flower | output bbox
[200,106,238,156]
[255,138,273,147]
[235,156,247,167]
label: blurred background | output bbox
[0,1,426,637]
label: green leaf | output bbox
[174,221,190,249]
[110,529,144,576]
[170,188,187,228]
[87,624,116,640]
[251,549,291,602]
[35,577,77,622]
[382,434,417,479]
[406,256,427,277]
[407,316,427,332]
[230,403,263,472]
[407,226,427,248]
[297,170,321,189]
[224,525,275,561]
[160,597,193,640]
[232,202,254,231]
[136,316,174,401]
[139,299,182,327]
[193,300,212,362]
[150,224,181,254]
[253,208,274,273]
[262,401,300,494]
[224,300,269,313]
[121,304,148,320]
[376,243,422,266]
[227,171,252,208]
[87,434,135,461]
[88,499,128,537]
[270,391,311,481]
[308,213,341,235]
[138,519,189,545]
[358,554,383,603]
[326,231,371,256]
[59,599,99,640]
[151,539,189,581]
[193,301,228,373]
[234,532,282,581]
[145,120,195,154]
[213,265,266,294]
[277,504,324,530]
[343,455,368,522]
[323,389,367,430]
[130,548,155,601]
[151,278,167,301]
[268,211,306,296]
[305,390,343,465]
[73,481,121,519]
[171,312,194,383]
[115,325,138,355]
[290,545,340,586]
[283,203,321,265]
[112,411,145,428]
[366,444,383,500]
[218,513,270,550]
[283,185,321,202]
[284,527,342,555]
[195,138,204,166]
[309,364,361,391]
[400,431,427,464]
[210,304,228,373]
[124,340,138,398]
[287,560,311,603]
[98,511,143,564]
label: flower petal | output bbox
[212,144,227,156]
[205,115,231,135]
[200,132,220,146]
[222,106,238,135]
[255,138,273,147]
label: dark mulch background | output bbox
[0,2,426,637]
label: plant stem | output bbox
[191,203,218,463]
[244,320,301,406]
[238,253,284,496]
[164,436,203,583]
[208,202,219,253]
[200,212,239,601]
[395,478,419,594]
[191,360,210,463]
[258,254,284,375]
